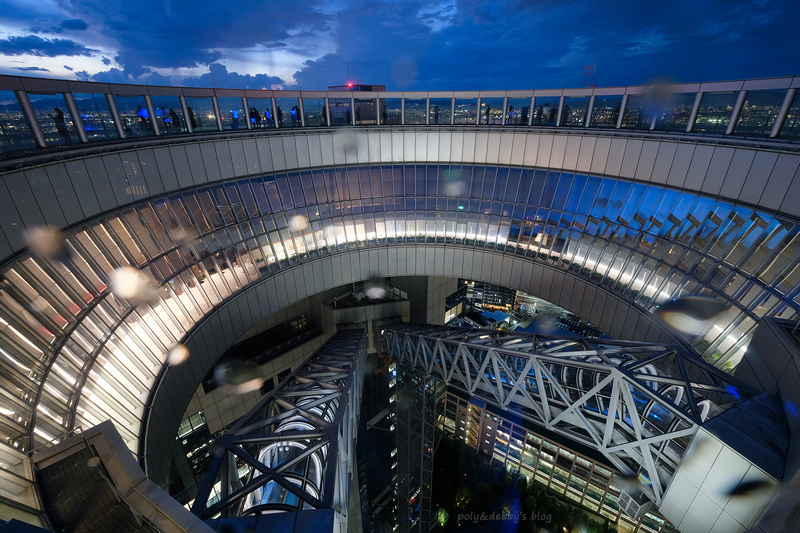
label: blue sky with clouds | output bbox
[0,0,798,90]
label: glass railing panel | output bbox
[380,98,401,124]
[303,98,326,126]
[620,94,652,130]
[403,98,426,125]
[71,93,117,141]
[28,92,78,145]
[507,97,531,125]
[590,95,622,128]
[355,98,377,125]
[780,90,800,139]
[0,90,35,153]
[428,98,451,125]
[480,97,503,125]
[454,98,477,125]
[693,91,737,134]
[246,97,274,128]
[185,96,218,132]
[654,92,696,132]
[274,97,300,128]
[113,95,156,137]
[149,94,186,134]
[329,98,351,126]
[733,88,785,137]
[532,96,560,126]
[560,96,589,126]
[217,96,246,131]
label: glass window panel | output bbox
[185,96,217,132]
[532,96,560,126]
[480,97,504,125]
[113,95,156,137]
[454,98,477,125]
[780,90,800,139]
[620,94,652,129]
[302,98,326,126]
[150,94,186,133]
[507,97,531,125]
[560,96,588,126]
[590,95,622,128]
[733,89,785,137]
[216,96,245,131]
[246,97,274,128]
[72,93,117,140]
[429,98,451,125]
[0,90,36,152]
[274,97,300,128]
[693,91,737,134]
[404,98,426,125]
[355,98,377,125]
[654,92,697,132]
[329,98,352,126]
[380,98,401,125]
[28,92,78,145]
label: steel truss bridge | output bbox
[379,323,756,508]
[191,329,365,531]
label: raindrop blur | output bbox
[655,295,728,334]
[364,278,388,300]
[333,129,358,156]
[443,168,461,182]
[784,401,798,417]
[214,360,263,394]
[168,225,194,247]
[167,344,190,366]
[289,215,309,232]
[24,225,71,262]
[391,56,418,89]
[110,266,160,305]
[727,479,772,497]
[86,456,101,468]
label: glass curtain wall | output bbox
[328,98,351,126]
[693,92,738,134]
[454,98,477,125]
[532,97,560,126]
[620,94,653,130]
[72,93,117,141]
[185,96,217,132]
[113,95,156,137]
[507,97,532,125]
[779,91,800,139]
[654,93,696,132]
[275,97,300,128]
[404,98,426,125]
[217,96,246,130]
[733,89,785,137]
[429,98,450,125]
[0,90,36,153]
[303,98,326,126]
[149,95,186,134]
[560,97,589,127]
[247,97,274,128]
[380,99,401,125]
[28,93,78,145]
[355,98,377,125]
[590,96,623,128]
[480,98,503,125]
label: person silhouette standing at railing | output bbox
[49,108,71,142]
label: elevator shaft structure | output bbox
[191,329,365,531]
[379,323,756,508]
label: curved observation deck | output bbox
[0,74,799,487]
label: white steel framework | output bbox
[379,323,756,506]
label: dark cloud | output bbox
[0,35,98,58]
[182,63,286,90]
[13,66,51,72]
[101,57,112,65]
[63,65,73,71]
[58,19,89,31]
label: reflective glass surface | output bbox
[693,91,737,134]
[354,98,377,125]
[274,97,300,128]
[480,98,503,125]
[217,96,245,130]
[380,98,401,125]
[620,94,652,130]
[185,96,217,132]
[780,90,800,139]
[532,97,559,126]
[403,98,426,125]
[590,95,622,128]
[454,98,477,125]
[3,164,797,453]
[247,97,274,128]
[73,93,117,140]
[113,95,156,137]
[507,97,532,125]
[303,98,326,126]
[733,89,785,137]
[328,98,351,126]
[149,95,186,134]
[429,98,451,125]
[0,90,36,153]
[654,92,696,132]
[28,93,78,145]
[560,97,588,126]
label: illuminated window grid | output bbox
[0,164,798,453]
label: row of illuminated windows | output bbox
[1,165,798,450]
[439,396,677,533]
[2,86,800,155]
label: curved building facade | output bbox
[0,74,799,493]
